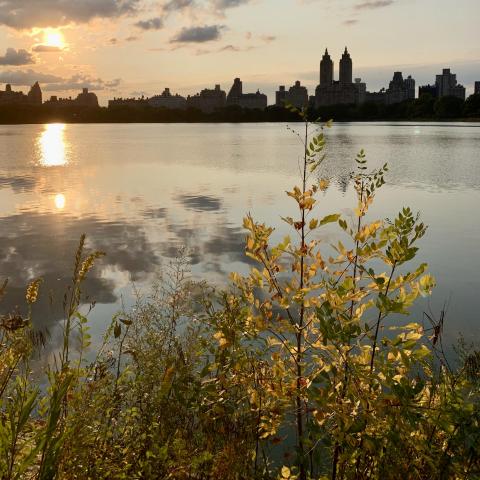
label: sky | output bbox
[0,0,479,105]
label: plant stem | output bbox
[296,119,309,480]
[369,262,397,373]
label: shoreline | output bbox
[1,118,479,126]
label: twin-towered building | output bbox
[274,48,366,109]
[275,48,415,108]
[313,47,418,107]
[314,48,367,107]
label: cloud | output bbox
[343,19,358,25]
[179,194,222,212]
[354,0,394,10]
[32,45,63,52]
[0,211,160,331]
[125,35,139,41]
[211,0,251,8]
[163,0,195,11]
[0,69,121,91]
[43,74,122,91]
[171,24,224,43]
[135,17,164,30]
[0,47,34,65]
[217,44,255,53]
[218,44,242,52]
[0,0,140,29]
[260,35,276,43]
[0,69,62,85]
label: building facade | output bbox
[475,81,480,96]
[47,88,99,108]
[418,84,437,98]
[275,81,309,108]
[148,88,187,109]
[0,82,42,106]
[108,97,148,108]
[435,68,466,100]
[385,72,415,105]
[226,78,267,110]
[186,85,226,112]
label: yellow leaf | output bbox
[281,466,291,479]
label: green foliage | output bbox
[0,118,479,479]
[434,95,465,119]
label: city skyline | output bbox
[1,57,476,108]
[0,0,478,105]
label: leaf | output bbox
[281,466,291,479]
[319,214,341,226]
[114,323,121,338]
[309,219,319,230]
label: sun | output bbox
[43,29,65,48]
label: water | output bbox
[0,122,479,351]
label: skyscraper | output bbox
[435,69,465,100]
[27,81,42,105]
[315,47,362,107]
[386,72,415,104]
[475,81,480,95]
[275,81,308,108]
[320,49,333,86]
[339,47,353,85]
[226,78,267,110]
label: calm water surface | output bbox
[0,122,479,351]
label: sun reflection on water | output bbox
[54,193,66,210]
[38,124,68,167]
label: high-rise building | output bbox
[27,81,42,105]
[353,78,367,104]
[276,86,287,106]
[339,47,353,85]
[226,78,267,110]
[435,68,466,100]
[475,81,480,95]
[404,75,415,98]
[315,47,363,107]
[320,49,333,86]
[385,72,415,104]
[275,81,308,108]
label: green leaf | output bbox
[319,214,341,226]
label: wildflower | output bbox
[78,251,105,282]
[26,278,42,304]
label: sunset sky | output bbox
[0,0,479,105]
